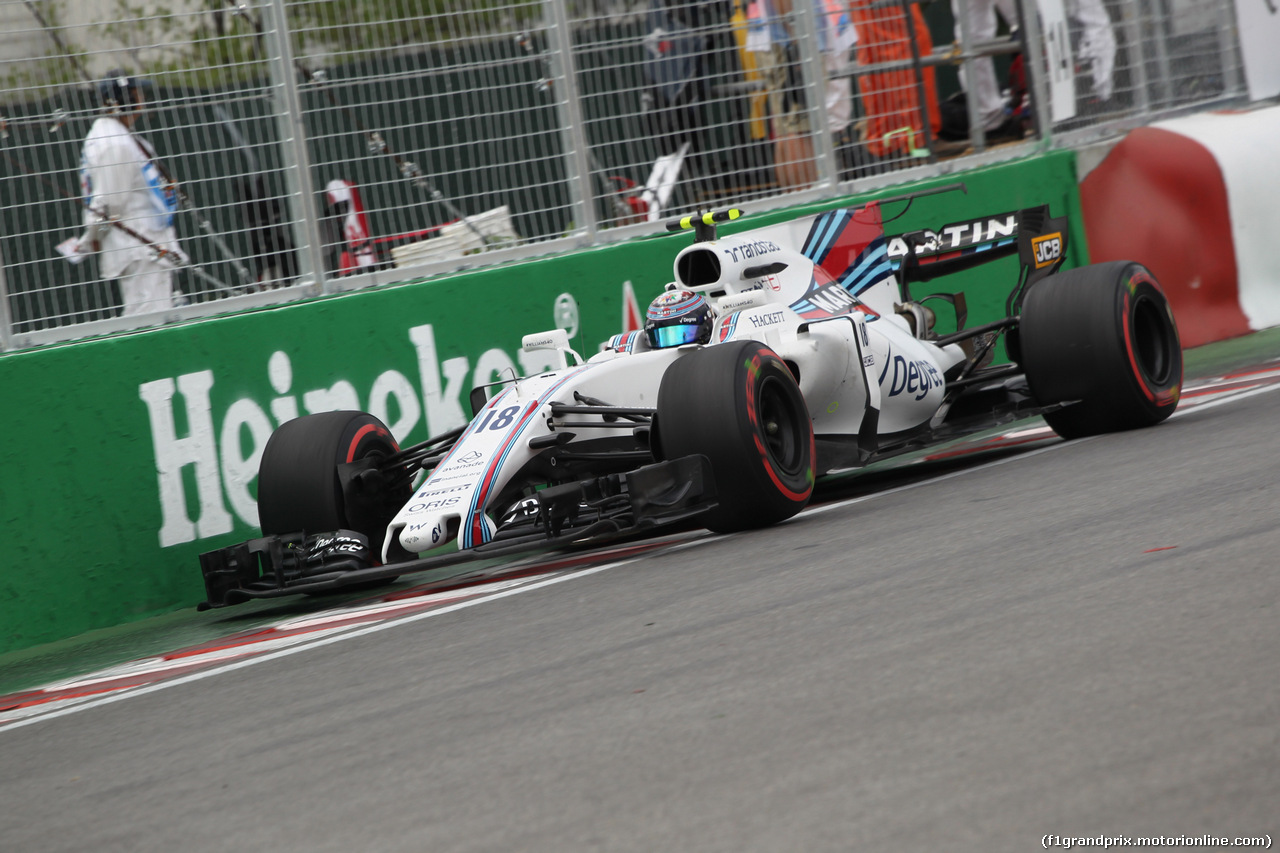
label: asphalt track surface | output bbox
[2,357,1278,851]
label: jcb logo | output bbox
[1032,233,1063,268]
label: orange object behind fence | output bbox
[850,0,940,159]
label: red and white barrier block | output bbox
[1080,106,1280,348]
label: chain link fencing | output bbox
[0,0,1252,350]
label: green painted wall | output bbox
[0,149,1081,654]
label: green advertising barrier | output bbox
[0,150,1082,654]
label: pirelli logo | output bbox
[1032,232,1064,268]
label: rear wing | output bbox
[889,205,1068,314]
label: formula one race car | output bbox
[198,185,1182,607]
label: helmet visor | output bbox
[648,322,704,349]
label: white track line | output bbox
[1172,380,1280,415]
[1,541,715,733]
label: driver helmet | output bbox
[98,69,152,113]
[644,288,717,349]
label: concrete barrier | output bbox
[1080,106,1280,348]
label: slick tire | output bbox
[1017,261,1182,439]
[257,411,409,559]
[657,340,815,533]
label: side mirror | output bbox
[468,385,489,417]
[521,329,582,368]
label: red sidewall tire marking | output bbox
[1120,271,1180,410]
[745,352,814,504]
[346,423,393,463]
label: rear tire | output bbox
[257,411,409,559]
[1018,261,1182,439]
[657,341,814,533]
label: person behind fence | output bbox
[1068,0,1116,105]
[848,0,941,161]
[745,0,858,189]
[76,70,184,316]
[944,0,1021,139]
[944,0,1116,140]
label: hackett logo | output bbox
[138,324,555,548]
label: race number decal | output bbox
[1032,232,1064,269]
[475,405,520,431]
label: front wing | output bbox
[197,454,716,608]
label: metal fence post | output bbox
[263,0,327,294]
[956,0,987,153]
[791,0,838,187]
[1215,1,1245,98]
[1019,0,1052,145]
[0,240,13,351]
[1117,0,1151,114]
[1144,0,1175,109]
[543,0,597,241]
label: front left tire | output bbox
[257,411,410,558]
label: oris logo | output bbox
[407,496,462,513]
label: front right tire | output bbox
[656,340,815,533]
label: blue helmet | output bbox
[644,288,716,349]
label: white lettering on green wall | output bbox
[139,370,234,547]
[139,323,513,548]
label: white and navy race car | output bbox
[198,185,1182,607]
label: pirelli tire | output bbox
[1018,261,1182,439]
[657,340,815,533]
[257,411,410,559]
